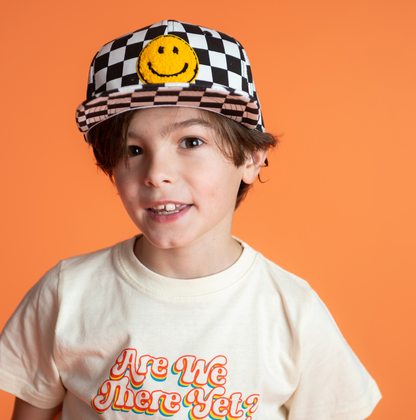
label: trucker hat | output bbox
[75,19,264,139]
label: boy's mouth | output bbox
[148,203,190,215]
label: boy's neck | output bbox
[133,234,243,279]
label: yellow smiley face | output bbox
[137,35,199,84]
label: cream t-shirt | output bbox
[0,236,381,419]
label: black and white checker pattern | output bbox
[76,20,265,138]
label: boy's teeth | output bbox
[151,203,183,211]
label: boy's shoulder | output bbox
[239,240,322,335]
[60,238,128,271]
[33,237,133,292]
[242,240,316,309]
[246,241,313,293]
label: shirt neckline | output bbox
[116,235,257,300]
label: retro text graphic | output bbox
[92,349,260,419]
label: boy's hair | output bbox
[88,109,278,209]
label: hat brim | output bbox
[75,83,262,141]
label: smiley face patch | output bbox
[137,35,199,84]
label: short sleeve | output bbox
[0,263,65,409]
[284,291,381,420]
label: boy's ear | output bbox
[242,149,269,184]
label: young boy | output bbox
[0,20,381,420]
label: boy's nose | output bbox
[143,150,177,188]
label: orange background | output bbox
[1,0,415,418]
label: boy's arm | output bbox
[11,398,62,420]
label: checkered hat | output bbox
[75,20,265,140]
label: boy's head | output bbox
[76,20,277,211]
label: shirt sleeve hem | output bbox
[317,380,382,420]
[0,368,64,409]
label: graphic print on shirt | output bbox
[92,348,260,419]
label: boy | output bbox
[0,20,381,420]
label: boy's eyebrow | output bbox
[163,118,216,137]
[128,118,215,139]
[169,118,214,131]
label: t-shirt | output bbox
[0,236,381,419]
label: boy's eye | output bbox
[179,137,204,149]
[127,145,143,157]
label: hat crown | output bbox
[88,20,257,98]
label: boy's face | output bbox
[113,107,254,251]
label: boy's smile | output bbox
[112,107,261,278]
[146,201,192,223]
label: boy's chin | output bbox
[136,232,195,252]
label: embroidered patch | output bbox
[137,35,199,84]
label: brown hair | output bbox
[87,109,279,209]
